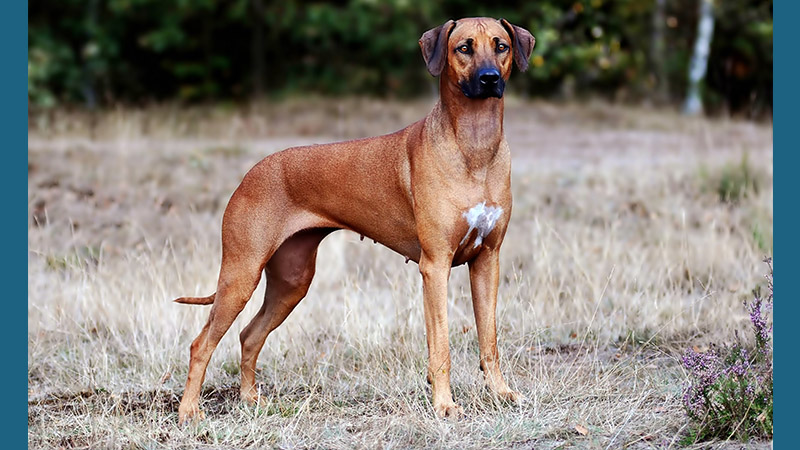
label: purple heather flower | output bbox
[680,258,773,439]
[727,359,749,377]
[682,349,722,386]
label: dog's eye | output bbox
[457,45,470,54]
[497,43,508,53]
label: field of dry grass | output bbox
[28,98,772,449]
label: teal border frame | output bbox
[10,1,28,446]
[773,1,790,446]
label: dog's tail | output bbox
[173,293,216,305]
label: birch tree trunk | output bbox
[684,0,716,115]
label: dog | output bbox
[174,17,534,422]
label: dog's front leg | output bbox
[419,252,463,419]
[469,249,520,403]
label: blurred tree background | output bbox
[28,0,772,118]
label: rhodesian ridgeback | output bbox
[174,17,535,422]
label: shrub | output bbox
[681,257,773,443]
[699,153,764,204]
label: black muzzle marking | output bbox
[460,66,505,99]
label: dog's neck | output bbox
[435,74,505,171]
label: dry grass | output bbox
[28,97,773,449]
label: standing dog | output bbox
[175,17,534,422]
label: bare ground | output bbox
[28,98,773,449]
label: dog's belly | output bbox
[316,199,421,264]
[360,230,422,264]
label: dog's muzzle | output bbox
[461,67,505,99]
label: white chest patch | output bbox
[460,202,503,248]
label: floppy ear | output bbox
[419,20,456,77]
[500,19,535,72]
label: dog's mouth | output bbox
[461,84,504,99]
[460,67,505,99]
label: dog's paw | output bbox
[178,404,205,425]
[241,392,269,407]
[434,402,464,420]
[494,389,521,404]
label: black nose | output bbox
[478,68,501,85]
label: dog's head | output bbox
[419,18,535,99]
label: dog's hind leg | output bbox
[178,265,264,422]
[238,228,333,405]
[178,203,282,423]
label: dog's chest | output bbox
[447,197,506,266]
[459,201,503,249]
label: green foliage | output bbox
[221,361,240,376]
[750,219,771,253]
[698,153,767,207]
[45,246,101,272]
[28,0,772,115]
[706,0,772,117]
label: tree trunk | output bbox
[251,0,265,98]
[82,0,99,109]
[649,0,668,104]
[684,0,715,115]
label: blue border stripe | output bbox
[5,0,28,447]
[773,0,790,446]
